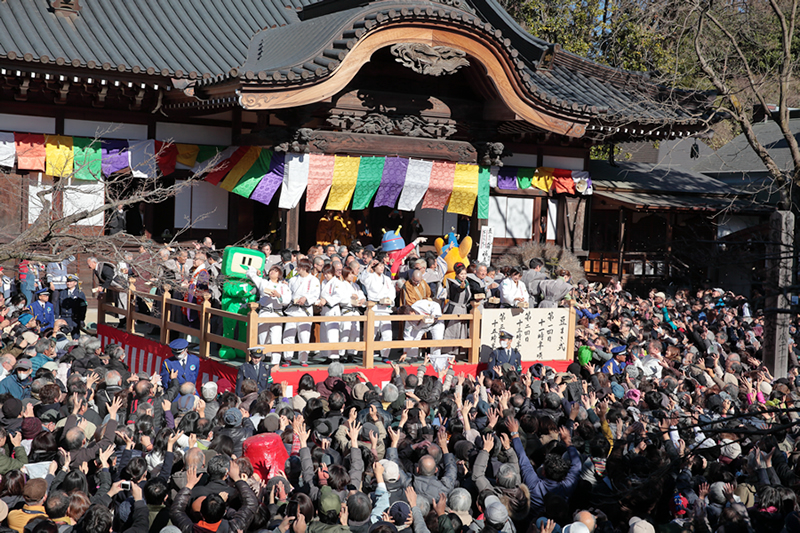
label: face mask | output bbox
[17,371,30,380]
[501,340,511,349]
[177,352,188,363]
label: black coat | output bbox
[235,362,272,396]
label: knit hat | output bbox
[625,389,642,404]
[23,478,47,503]
[176,394,196,413]
[389,501,411,524]
[484,495,508,526]
[319,486,341,514]
[611,382,625,400]
[223,407,242,427]
[21,417,41,440]
[378,459,400,483]
[2,398,22,419]
[216,378,233,394]
[368,522,398,533]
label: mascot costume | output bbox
[434,229,472,279]
[381,227,426,279]
[219,247,266,360]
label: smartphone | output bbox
[120,481,132,491]
[286,500,298,518]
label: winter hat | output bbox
[625,389,642,404]
[2,398,22,419]
[319,486,341,514]
[353,383,370,401]
[484,495,508,526]
[389,501,411,524]
[628,517,655,533]
[223,407,242,427]
[563,523,590,533]
[216,378,234,394]
[720,439,742,460]
[378,459,400,483]
[201,381,218,401]
[262,413,281,433]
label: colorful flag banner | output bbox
[397,159,433,211]
[155,141,178,176]
[101,139,129,176]
[305,153,336,212]
[531,167,555,192]
[233,150,273,199]
[129,140,157,178]
[374,157,409,208]
[326,155,361,210]
[351,156,384,210]
[421,160,455,210]
[204,146,245,185]
[45,135,74,177]
[477,166,491,219]
[15,133,46,171]
[496,166,518,190]
[220,146,261,191]
[0,132,15,168]
[447,163,479,216]
[176,144,200,168]
[73,137,102,181]
[279,153,310,209]
[517,167,535,189]
[250,152,286,205]
[552,167,576,194]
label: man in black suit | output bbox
[87,256,127,326]
[235,346,272,396]
[56,275,87,338]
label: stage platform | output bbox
[96,324,572,395]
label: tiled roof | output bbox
[0,0,314,78]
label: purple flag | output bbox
[250,153,285,205]
[373,157,409,208]
[497,166,518,190]
[101,139,129,176]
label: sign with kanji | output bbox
[479,307,574,361]
[477,226,494,265]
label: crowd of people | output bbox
[0,239,795,533]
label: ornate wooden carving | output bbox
[327,112,457,139]
[389,43,470,77]
[244,129,477,162]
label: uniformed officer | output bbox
[236,346,273,396]
[160,338,199,386]
[485,329,522,378]
[30,288,55,331]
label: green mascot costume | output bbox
[219,247,266,360]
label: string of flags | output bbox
[0,131,593,218]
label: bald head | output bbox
[185,448,206,469]
[411,270,423,284]
[419,455,436,476]
[575,511,596,532]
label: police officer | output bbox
[57,275,87,339]
[236,346,273,396]
[485,329,522,378]
[30,288,55,331]
[160,338,199,387]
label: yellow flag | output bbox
[45,135,74,177]
[219,147,261,191]
[447,163,479,215]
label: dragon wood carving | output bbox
[390,43,470,76]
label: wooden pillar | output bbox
[468,302,482,364]
[764,210,794,378]
[246,302,259,355]
[533,197,542,242]
[160,289,171,345]
[125,280,135,333]
[199,293,211,359]
[364,302,375,369]
[574,197,587,252]
[285,207,300,250]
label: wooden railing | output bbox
[97,281,483,368]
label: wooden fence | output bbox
[97,281,483,368]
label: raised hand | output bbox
[482,434,494,453]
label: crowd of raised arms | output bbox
[0,236,798,533]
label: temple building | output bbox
[0,0,714,261]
